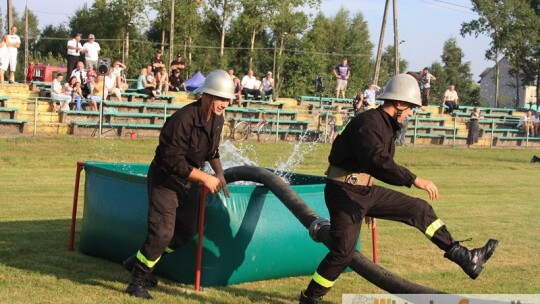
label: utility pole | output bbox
[169,0,175,70]
[373,0,390,85]
[393,0,399,75]
[24,2,28,83]
[7,0,13,31]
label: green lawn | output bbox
[0,137,538,303]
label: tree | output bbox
[206,0,241,58]
[433,38,476,105]
[33,24,70,58]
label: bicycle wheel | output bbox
[232,121,250,141]
[256,122,272,142]
[221,123,232,140]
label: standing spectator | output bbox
[0,35,9,90]
[517,110,536,136]
[169,69,187,92]
[420,67,436,106]
[260,71,275,101]
[6,25,20,83]
[333,57,351,99]
[87,75,104,112]
[66,33,83,77]
[104,68,122,101]
[363,83,380,108]
[331,105,345,143]
[122,70,234,299]
[241,69,260,100]
[82,34,101,68]
[467,107,483,148]
[169,53,185,76]
[351,91,365,115]
[396,107,416,146]
[51,73,72,112]
[299,74,498,304]
[442,84,459,115]
[151,49,165,76]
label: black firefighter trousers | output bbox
[135,162,201,272]
[305,180,454,298]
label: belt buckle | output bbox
[345,173,358,185]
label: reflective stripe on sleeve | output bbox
[312,271,335,288]
[164,247,174,254]
[424,219,444,239]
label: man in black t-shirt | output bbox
[169,69,187,92]
[170,53,185,76]
[151,49,165,76]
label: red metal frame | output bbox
[69,161,85,251]
[194,187,209,291]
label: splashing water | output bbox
[272,139,317,182]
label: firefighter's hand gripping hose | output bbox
[223,165,445,294]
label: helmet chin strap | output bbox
[391,101,408,125]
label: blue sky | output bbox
[7,0,491,80]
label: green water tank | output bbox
[78,161,356,286]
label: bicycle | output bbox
[231,116,272,142]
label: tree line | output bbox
[7,0,539,107]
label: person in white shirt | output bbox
[517,110,536,136]
[442,84,459,115]
[0,35,9,90]
[104,68,122,101]
[51,73,72,112]
[67,33,83,77]
[260,71,274,100]
[6,26,20,83]
[82,34,101,68]
[240,69,260,100]
[363,83,380,108]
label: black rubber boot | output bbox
[123,255,159,288]
[299,291,322,304]
[444,239,498,279]
[126,266,153,299]
[531,155,540,163]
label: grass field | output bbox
[0,137,539,304]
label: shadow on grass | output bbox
[0,219,294,303]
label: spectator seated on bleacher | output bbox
[232,77,242,106]
[136,67,157,101]
[241,69,260,100]
[260,71,275,101]
[169,69,187,92]
[112,60,129,92]
[533,111,540,137]
[87,75,104,112]
[516,110,536,136]
[156,67,169,94]
[104,68,122,102]
[65,76,83,111]
[51,73,71,112]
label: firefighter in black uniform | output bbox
[123,69,235,299]
[299,74,498,304]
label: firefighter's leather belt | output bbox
[326,165,373,187]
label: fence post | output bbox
[33,98,38,136]
[452,116,457,147]
[275,109,280,143]
[490,119,494,148]
[324,111,329,144]
[413,115,418,146]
